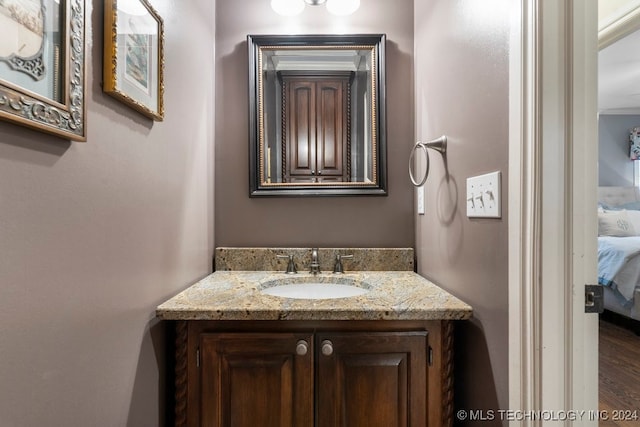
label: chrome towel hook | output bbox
[409,135,447,187]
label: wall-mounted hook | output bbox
[409,135,447,187]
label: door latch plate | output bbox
[585,285,604,314]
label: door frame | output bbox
[509,0,599,424]
[598,0,640,49]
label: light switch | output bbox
[466,171,501,218]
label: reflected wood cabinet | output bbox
[174,320,454,427]
[281,72,352,183]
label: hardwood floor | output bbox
[599,314,640,427]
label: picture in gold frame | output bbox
[103,0,164,121]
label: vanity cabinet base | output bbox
[172,320,454,427]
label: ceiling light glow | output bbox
[272,0,359,16]
[271,0,306,16]
[118,0,149,16]
[326,0,360,16]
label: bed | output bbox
[598,186,640,322]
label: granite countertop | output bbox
[156,270,473,321]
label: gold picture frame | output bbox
[0,0,87,141]
[103,0,164,121]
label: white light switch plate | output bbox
[466,171,501,218]
[417,185,425,215]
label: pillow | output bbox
[618,201,640,211]
[598,210,636,236]
[599,202,622,211]
[625,209,640,233]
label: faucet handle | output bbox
[309,248,321,274]
[333,254,353,274]
[276,254,297,274]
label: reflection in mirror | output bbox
[248,34,387,196]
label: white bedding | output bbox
[598,236,640,305]
[598,187,640,316]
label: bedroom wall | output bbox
[0,1,215,425]
[599,114,640,186]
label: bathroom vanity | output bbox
[156,248,472,427]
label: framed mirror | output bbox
[248,34,387,197]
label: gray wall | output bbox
[599,114,640,186]
[215,0,414,247]
[414,0,510,419]
[0,1,512,425]
[0,1,215,426]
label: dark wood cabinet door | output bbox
[283,73,350,182]
[315,80,346,179]
[287,80,316,179]
[199,332,314,427]
[316,332,428,427]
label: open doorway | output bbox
[597,1,640,422]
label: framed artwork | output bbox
[0,0,87,141]
[103,0,164,121]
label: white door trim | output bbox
[599,1,640,49]
[508,0,543,417]
[509,0,598,425]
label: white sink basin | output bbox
[261,282,369,300]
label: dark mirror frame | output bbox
[248,34,387,197]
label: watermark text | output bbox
[456,409,639,422]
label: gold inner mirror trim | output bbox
[257,45,378,187]
[262,181,380,187]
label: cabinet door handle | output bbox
[321,340,333,356]
[296,340,309,356]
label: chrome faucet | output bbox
[309,248,321,275]
[276,254,297,274]
[333,254,353,274]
